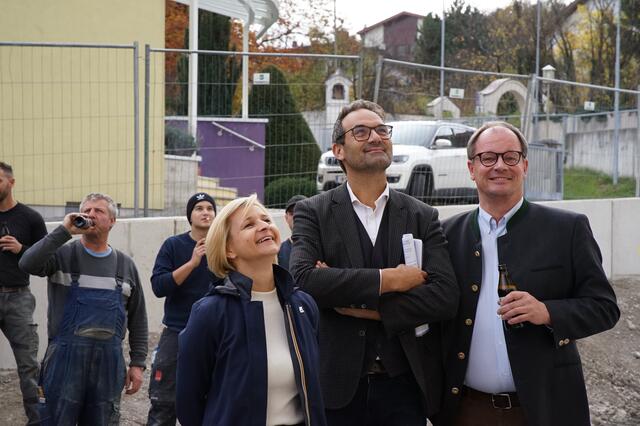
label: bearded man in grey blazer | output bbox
[290,99,459,425]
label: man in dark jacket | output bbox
[439,121,620,426]
[278,194,306,270]
[290,100,459,424]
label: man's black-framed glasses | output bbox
[339,124,393,142]
[473,151,524,167]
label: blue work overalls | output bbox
[39,246,127,425]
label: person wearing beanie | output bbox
[185,192,216,225]
[278,195,306,270]
[147,192,218,425]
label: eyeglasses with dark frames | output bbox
[339,124,393,142]
[473,151,524,167]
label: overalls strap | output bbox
[69,242,81,285]
[114,249,124,290]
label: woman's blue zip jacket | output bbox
[176,264,326,426]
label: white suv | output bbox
[316,120,478,203]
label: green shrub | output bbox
[249,65,321,186]
[165,126,197,156]
[264,177,317,208]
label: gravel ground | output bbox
[1,277,639,425]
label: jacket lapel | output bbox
[330,185,365,268]
[387,190,407,267]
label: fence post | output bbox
[636,85,640,197]
[144,45,150,217]
[356,55,363,99]
[560,114,567,199]
[133,41,140,217]
[522,74,536,143]
[373,55,383,103]
[532,74,539,144]
[613,89,621,185]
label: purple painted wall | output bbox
[166,118,267,201]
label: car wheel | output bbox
[407,167,433,203]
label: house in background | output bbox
[302,69,353,152]
[358,12,424,61]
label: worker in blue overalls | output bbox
[20,193,148,424]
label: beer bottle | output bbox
[498,264,523,329]
[72,216,93,229]
[0,222,10,237]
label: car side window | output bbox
[451,127,474,148]
[433,126,454,148]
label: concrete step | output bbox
[197,176,238,207]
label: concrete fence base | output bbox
[1,198,638,369]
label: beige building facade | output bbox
[0,0,166,216]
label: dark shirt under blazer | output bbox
[440,200,620,426]
[290,184,459,417]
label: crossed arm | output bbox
[290,202,459,335]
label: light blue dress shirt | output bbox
[464,198,523,394]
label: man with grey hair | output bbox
[0,161,47,424]
[438,121,619,425]
[291,99,458,424]
[20,192,148,425]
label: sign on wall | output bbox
[253,73,270,85]
[449,88,465,99]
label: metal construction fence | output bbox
[146,47,362,215]
[0,41,143,219]
[375,57,640,202]
[1,41,639,220]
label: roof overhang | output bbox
[175,0,279,37]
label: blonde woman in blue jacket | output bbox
[176,194,326,426]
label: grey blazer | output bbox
[290,184,459,417]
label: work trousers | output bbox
[147,327,179,426]
[0,288,40,424]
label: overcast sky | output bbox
[336,0,555,34]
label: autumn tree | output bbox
[256,0,335,49]
[244,0,360,112]
[410,1,493,115]
[621,0,640,103]
[415,1,490,69]
[553,0,637,109]
[165,2,240,116]
[621,0,640,66]
[165,0,189,115]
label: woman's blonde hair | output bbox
[205,194,275,277]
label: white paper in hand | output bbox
[413,239,422,269]
[402,234,418,266]
[402,234,429,337]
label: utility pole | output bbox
[533,0,541,144]
[333,0,338,57]
[440,0,446,119]
[613,0,621,184]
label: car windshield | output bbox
[388,122,438,147]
